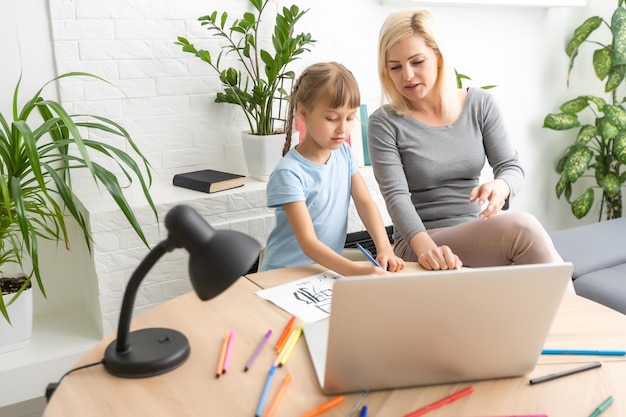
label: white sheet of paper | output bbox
[255,270,342,322]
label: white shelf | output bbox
[0,308,101,408]
[380,0,586,6]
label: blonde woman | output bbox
[368,9,563,271]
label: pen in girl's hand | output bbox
[356,243,382,268]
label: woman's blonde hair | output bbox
[377,9,459,119]
[282,62,361,156]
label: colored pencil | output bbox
[264,373,292,417]
[215,333,229,378]
[245,329,272,372]
[279,324,303,367]
[541,349,625,356]
[588,395,613,417]
[222,330,235,374]
[529,361,602,385]
[298,395,345,417]
[274,323,299,367]
[275,315,296,352]
[255,365,276,417]
[404,386,474,417]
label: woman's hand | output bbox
[469,179,510,220]
[417,245,462,270]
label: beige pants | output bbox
[393,211,574,292]
[393,212,562,266]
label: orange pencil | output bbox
[264,373,292,417]
[275,315,296,352]
[298,395,345,417]
[274,323,299,367]
[215,333,230,378]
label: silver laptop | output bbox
[302,262,573,394]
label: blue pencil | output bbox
[255,365,276,417]
[356,243,382,268]
[541,349,626,356]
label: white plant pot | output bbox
[0,286,33,353]
[241,131,298,181]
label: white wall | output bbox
[37,0,612,232]
[0,1,616,269]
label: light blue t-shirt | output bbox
[260,142,358,271]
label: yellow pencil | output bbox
[215,333,230,378]
[278,324,303,367]
[264,373,292,417]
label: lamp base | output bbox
[104,328,190,378]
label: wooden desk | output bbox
[44,264,626,417]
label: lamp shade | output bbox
[165,204,261,299]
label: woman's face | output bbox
[386,34,439,104]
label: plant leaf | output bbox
[563,146,593,182]
[574,124,598,147]
[593,46,612,80]
[543,113,580,130]
[571,188,594,218]
[604,104,626,129]
[560,96,589,113]
[605,64,626,92]
[598,116,620,140]
[600,172,622,195]
[613,130,626,163]
[611,7,626,65]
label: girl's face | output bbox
[298,102,358,155]
[386,34,439,104]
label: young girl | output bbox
[259,62,405,275]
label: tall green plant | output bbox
[0,72,157,323]
[543,1,626,221]
[175,0,315,136]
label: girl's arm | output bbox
[283,201,385,276]
[350,172,404,272]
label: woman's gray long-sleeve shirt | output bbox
[368,87,524,242]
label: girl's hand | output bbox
[469,179,510,220]
[417,245,462,270]
[375,248,405,272]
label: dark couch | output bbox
[550,217,626,315]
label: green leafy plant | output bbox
[0,72,157,323]
[543,1,626,221]
[174,0,315,136]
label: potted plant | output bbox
[543,1,626,221]
[0,71,157,350]
[175,0,315,181]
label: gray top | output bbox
[368,87,524,242]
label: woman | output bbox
[368,8,563,271]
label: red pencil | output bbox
[403,386,474,417]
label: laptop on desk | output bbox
[302,262,574,394]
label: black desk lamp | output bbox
[103,204,261,378]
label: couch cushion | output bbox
[550,217,626,279]
[573,264,626,315]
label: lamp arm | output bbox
[115,239,177,353]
